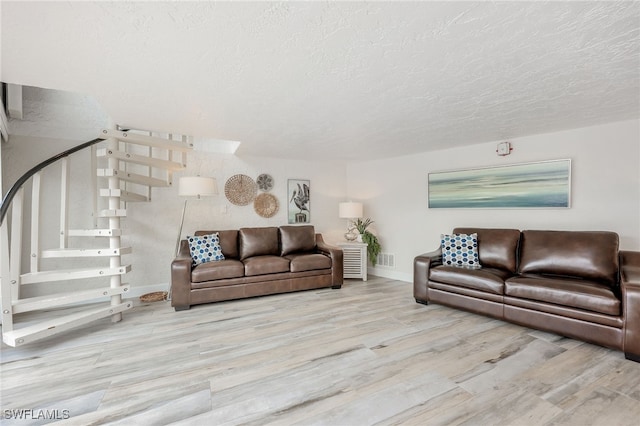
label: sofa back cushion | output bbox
[453,228,521,273]
[519,230,619,286]
[195,230,239,259]
[280,225,316,256]
[239,227,279,260]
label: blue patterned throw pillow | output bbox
[187,233,225,265]
[441,233,480,268]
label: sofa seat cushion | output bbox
[191,259,244,283]
[505,275,621,316]
[286,253,331,272]
[429,266,512,295]
[244,255,290,276]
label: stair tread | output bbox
[22,265,131,275]
[96,148,185,171]
[100,189,149,202]
[41,247,132,258]
[97,169,171,188]
[12,285,131,313]
[99,209,127,217]
[68,229,122,237]
[100,129,193,151]
[13,285,130,305]
[21,265,131,284]
[2,302,132,346]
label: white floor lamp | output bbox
[175,176,219,257]
[141,176,218,303]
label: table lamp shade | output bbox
[339,201,363,218]
[179,176,218,197]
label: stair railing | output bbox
[0,137,105,223]
[1,128,192,346]
[0,137,105,342]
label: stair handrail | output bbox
[0,137,105,224]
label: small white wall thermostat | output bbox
[496,141,512,156]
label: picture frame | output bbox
[428,159,571,208]
[287,179,310,223]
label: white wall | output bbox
[2,85,109,194]
[122,151,348,291]
[3,108,638,294]
[347,119,640,282]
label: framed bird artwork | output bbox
[287,179,310,224]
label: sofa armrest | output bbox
[620,250,640,361]
[414,248,442,303]
[171,239,193,311]
[316,234,343,287]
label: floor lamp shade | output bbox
[175,176,218,255]
[339,201,363,218]
[179,176,218,198]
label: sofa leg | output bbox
[332,285,342,289]
[625,352,640,363]
[174,305,190,312]
[415,299,429,305]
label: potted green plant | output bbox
[354,218,381,266]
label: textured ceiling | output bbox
[1,1,639,160]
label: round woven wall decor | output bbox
[224,174,258,206]
[256,173,274,192]
[254,193,279,218]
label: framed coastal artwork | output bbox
[287,179,310,223]
[428,159,571,208]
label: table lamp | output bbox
[339,201,363,241]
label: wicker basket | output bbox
[139,291,167,303]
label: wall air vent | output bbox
[376,252,395,268]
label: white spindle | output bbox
[60,158,69,248]
[147,140,152,201]
[1,220,13,331]
[10,188,24,301]
[91,144,99,227]
[30,172,41,272]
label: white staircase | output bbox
[0,127,193,347]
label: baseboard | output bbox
[367,268,412,283]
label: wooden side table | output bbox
[337,241,368,281]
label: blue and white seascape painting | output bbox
[428,159,571,208]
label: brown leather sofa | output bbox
[414,228,640,362]
[171,225,343,311]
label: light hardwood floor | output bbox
[2,277,640,425]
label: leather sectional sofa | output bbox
[171,225,343,311]
[414,228,640,362]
